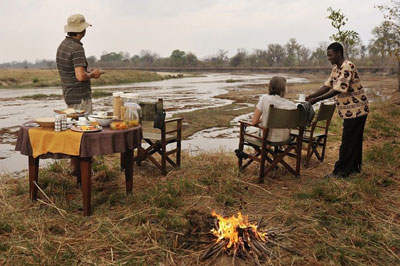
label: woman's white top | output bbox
[256,95,297,142]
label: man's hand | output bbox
[306,97,318,105]
[90,68,105,79]
[75,67,105,81]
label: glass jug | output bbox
[123,103,140,127]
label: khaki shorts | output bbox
[67,98,93,114]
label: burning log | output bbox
[200,240,227,261]
[200,211,301,264]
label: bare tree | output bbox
[377,0,400,90]
[230,48,247,67]
[266,44,286,66]
[310,42,329,66]
[285,38,301,66]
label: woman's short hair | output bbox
[268,76,287,97]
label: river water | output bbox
[0,73,308,174]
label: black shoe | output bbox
[234,149,248,159]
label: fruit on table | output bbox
[79,125,99,131]
[110,121,128,130]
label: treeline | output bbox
[0,37,396,70]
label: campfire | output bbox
[200,211,301,264]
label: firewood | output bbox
[200,240,226,261]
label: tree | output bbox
[310,42,330,66]
[185,52,198,66]
[100,52,123,63]
[327,7,360,58]
[207,49,229,66]
[298,46,311,65]
[170,49,186,66]
[139,50,159,66]
[87,56,97,66]
[266,44,286,66]
[369,21,393,63]
[284,38,301,66]
[248,49,269,66]
[130,55,140,66]
[229,48,247,67]
[376,0,400,90]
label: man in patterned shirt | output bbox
[306,42,368,178]
[56,14,104,114]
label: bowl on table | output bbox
[34,117,55,128]
[88,115,115,127]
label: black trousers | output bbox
[333,115,367,177]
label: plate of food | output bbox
[70,125,102,132]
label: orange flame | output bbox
[211,211,266,249]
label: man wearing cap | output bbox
[56,14,104,114]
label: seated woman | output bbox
[251,76,297,143]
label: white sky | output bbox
[0,0,391,63]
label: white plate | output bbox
[70,125,102,132]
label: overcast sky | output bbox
[0,0,391,63]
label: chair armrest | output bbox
[163,117,183,136]
[165,117,183,124]
[239,120,264,130]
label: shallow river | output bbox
[0,73,308,174]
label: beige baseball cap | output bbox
[64,14,92,33]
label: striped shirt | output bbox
[56,37,91,105]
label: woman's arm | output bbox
[251,108,262,125]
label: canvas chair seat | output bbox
[244,135,290,147]
[143,132,177,142]
[290,129,326,140]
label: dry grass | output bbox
[1,95,400,265]
[1,73,400,265]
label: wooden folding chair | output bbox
[135,99,183,176]
[237,105,306,183]
[291,102,336,167]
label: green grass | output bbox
[92,90,112,98]
[367,113,399,137]
[225,79,241,83]
[18,94,62,100]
